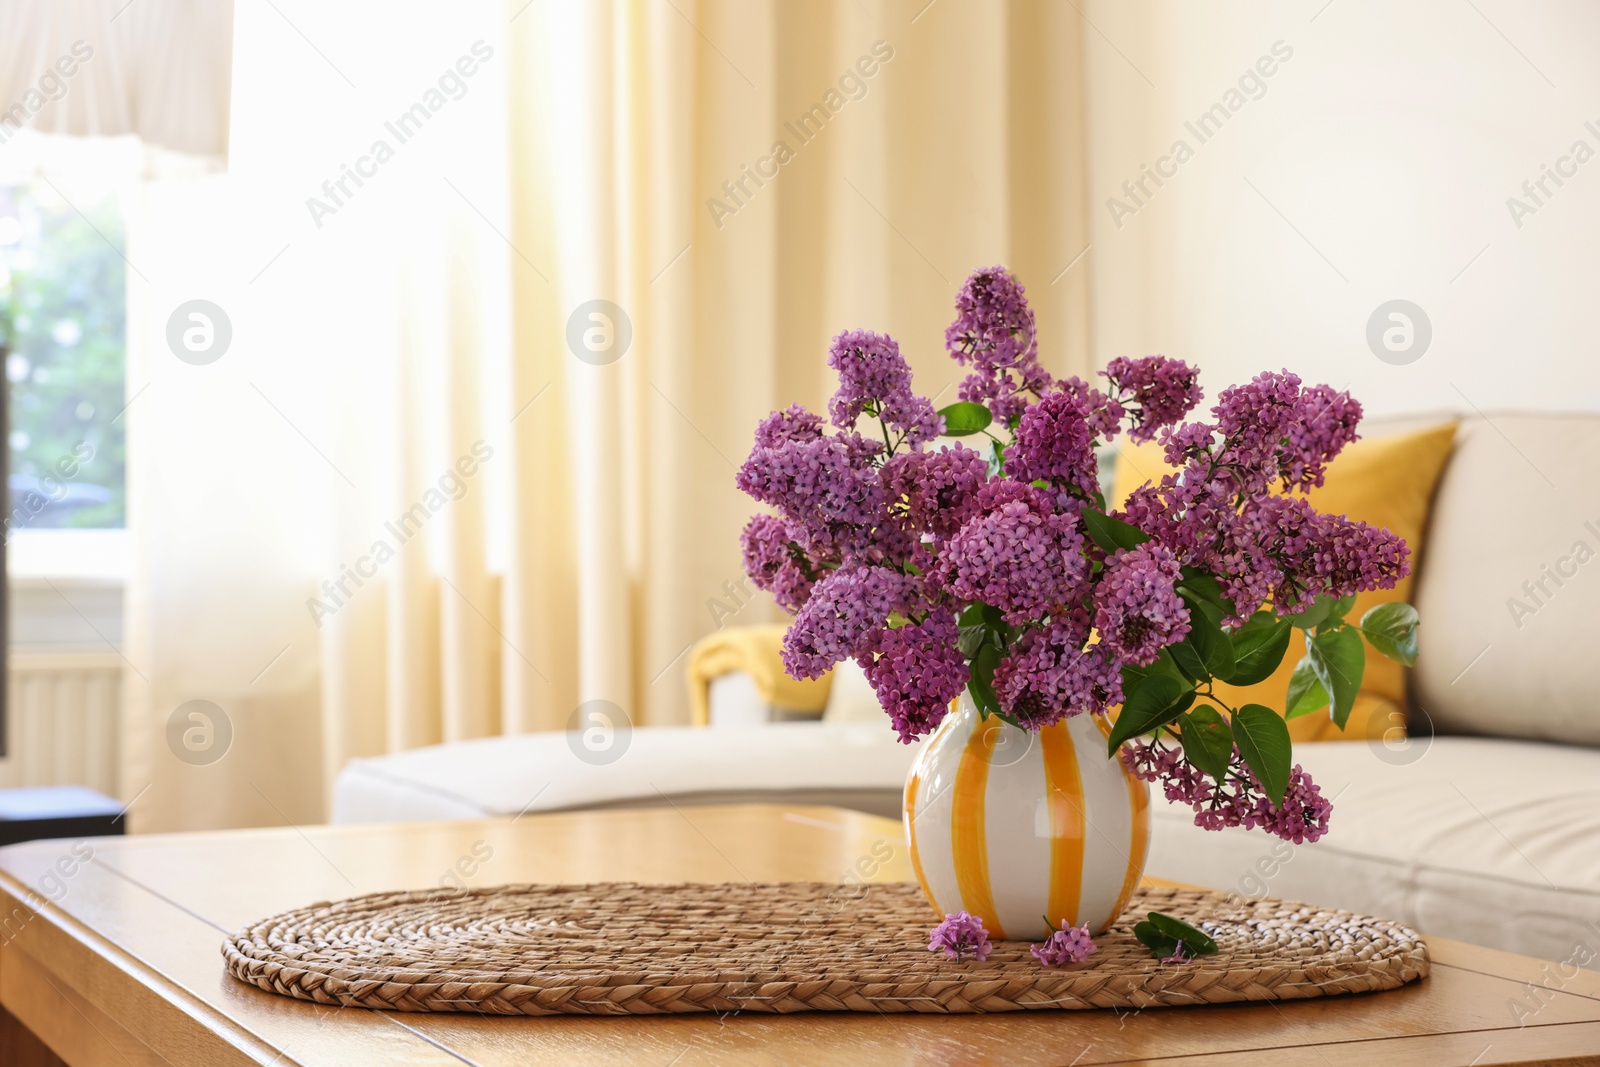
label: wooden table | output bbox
[1,804,1598,1065]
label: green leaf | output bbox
[1106,673,1192,754]
[1231,704,1292,806]
[1282,595,1333,630]
[1284,657,1330,719]
[1180,706,1234,783]
[1177,569,1236,623]
[1220,611,1293,686]
[957,625,988,659]
[1080,508,1151,554]
[987,439,1006,478]
[1120,650,1185,696]
[1177,569,1224,603]
[1359,602,1419,667]
[1327,593,1357,621]
[1167,639,1209,684]
[1182,596,1236,678]
[1146,912,1219,956]
[1133,920,1181,959]
[938,401,992,436]
[957,603,986,626]
[1308,626,1365,730]
[967,643,1001,716]
[1133,913,1219,960]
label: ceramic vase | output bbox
[903,693,1151,939]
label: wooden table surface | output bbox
[1,803,1598,1066]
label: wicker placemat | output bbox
[222,882,1428,1015]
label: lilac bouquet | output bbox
[736,266,1419,845]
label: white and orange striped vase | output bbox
[903,694,1151,940]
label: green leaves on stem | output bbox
[1304,626,1364,729]
[1134,912,1219,960]
[1276,595,1418,729]
[958,602,1011,719]
[1105,669,1193,753]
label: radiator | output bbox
[2,652,122,795]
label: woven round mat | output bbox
[222,882,1428,1015]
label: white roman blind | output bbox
[0,0,233,161]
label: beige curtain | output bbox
[121,0,1092,832]
[499,0,1095,736]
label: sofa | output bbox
[332,412,1600,963]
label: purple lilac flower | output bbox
[860,610,968,742]
[1032,923,1097,966]
[958,360,1053,426]
[739,514,815,612]
[1058,376,1124,439]
[941,483,1087,625]
[736,423,884,551]
[1159,422,1216,468]
[827,330,943,448]
[1093,544,1191,666]
[946,267,1052,424]
[1280,384,1362,491]
[1211,370,1306,496]
[1211,496,1409,617]
[881,445,991,538]
[1102,356,1203,443]
[1122,737,1333,843]
[944,267,1037,369]
[1008,389,1099,499]
[991,612,1124,726]
[928,911,993,962]
[1306,511,1409,599]
[780,566,917,679]
[1118,454,1407,622]
[751,403,824,449]
[1251,764,1334,844]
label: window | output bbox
[0,173,126,533]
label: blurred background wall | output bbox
[1083,0,1600,416]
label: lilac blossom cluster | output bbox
[946,267,1052,424]
[927,911,993,962]
[991,610,1123,729]
[1117,369,1405,621]
[738,264,1414,850]
[1121,737,1333,844]
[1032,922,1098,966]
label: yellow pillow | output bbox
[685,624,831,726]
[1108,422,1458,742]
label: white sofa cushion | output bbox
[1145,735,1600,961]
[332,723,921,825]
[707,673,825,726]
[821,658,885,725]
[1413,413,1600,744]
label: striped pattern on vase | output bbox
[903,694,1150,940]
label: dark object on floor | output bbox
[0,786,124,847]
